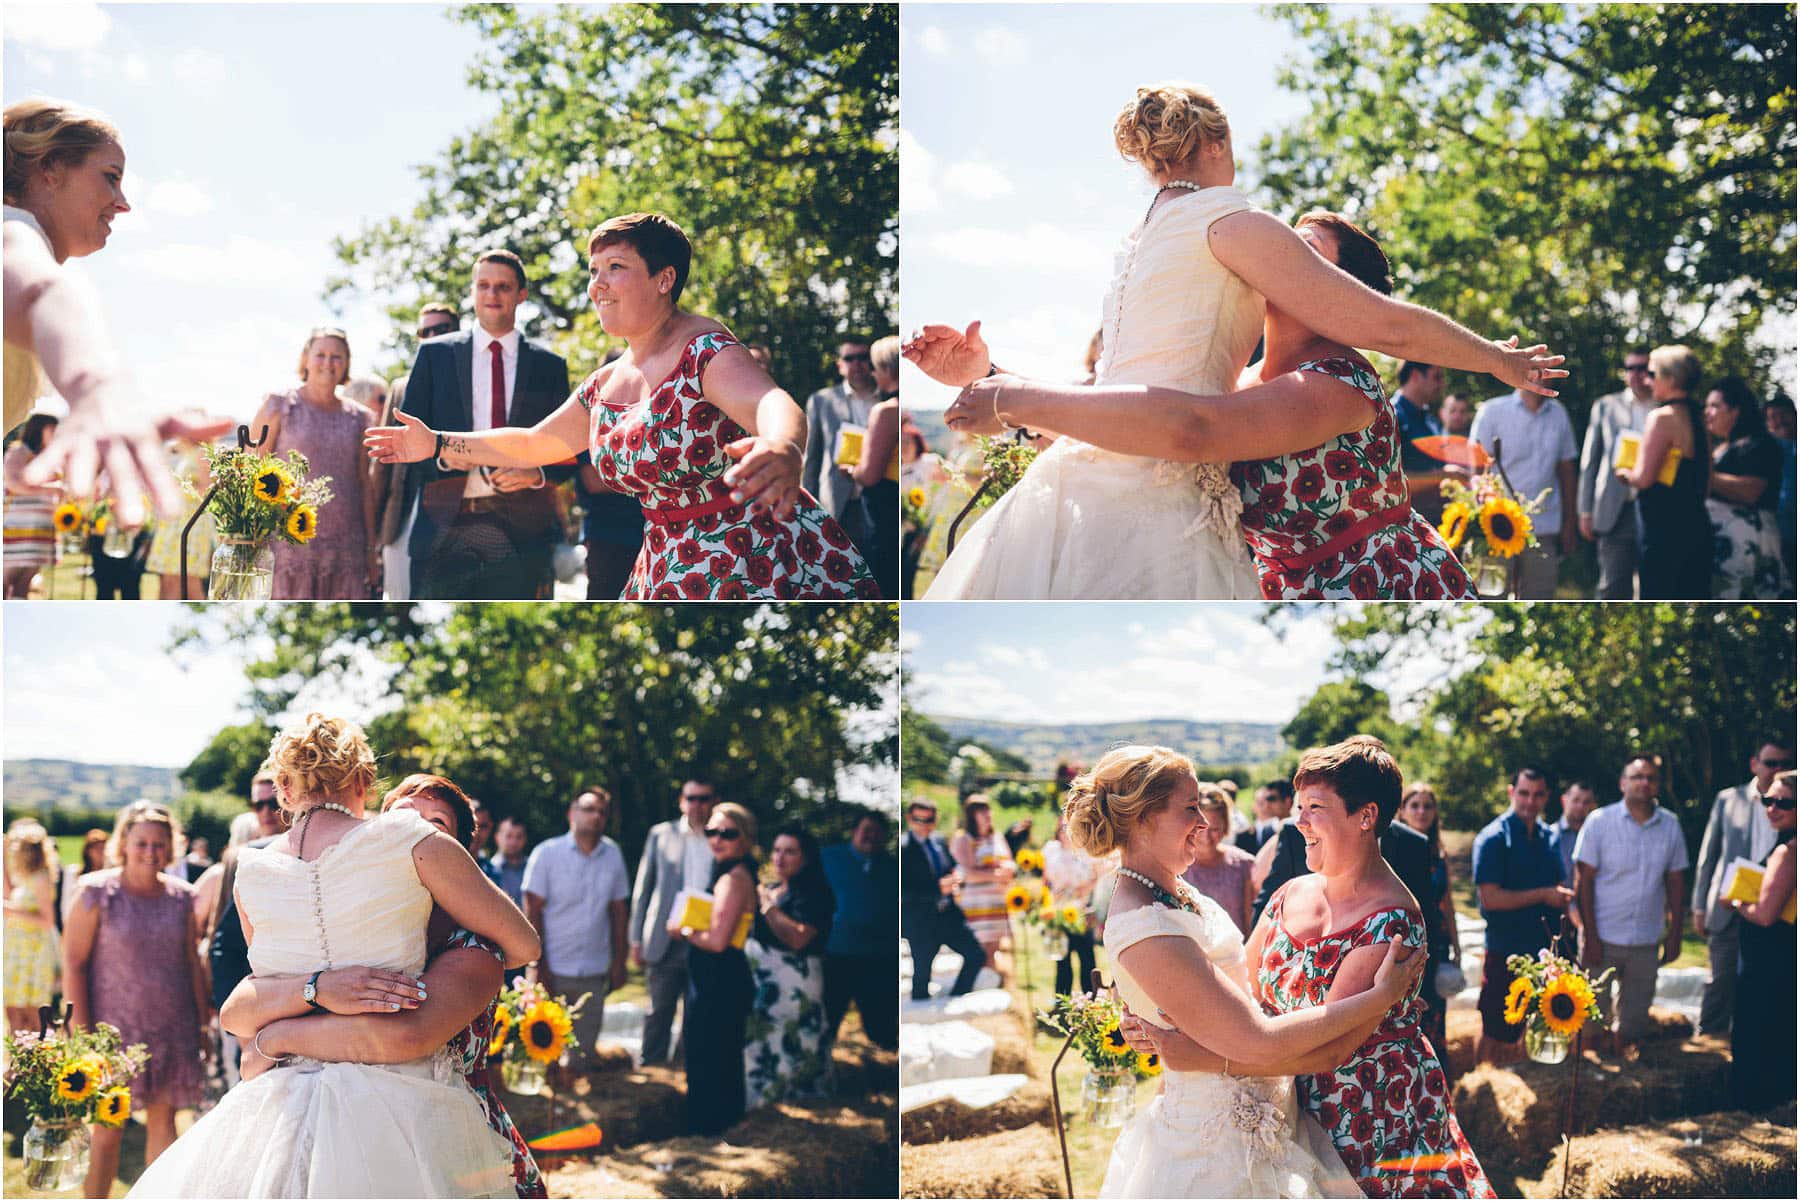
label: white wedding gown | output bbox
[1099,893,1360,1199]
[925,186,1266,599]
[128,810,515,1199]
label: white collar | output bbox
[476,326,521,356]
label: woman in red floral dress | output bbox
[1247,738,1493,1199]
[941,212,1517,599]
[367,212,875,600]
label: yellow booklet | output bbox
[1614,434,1681,487]
[834,424,901,481]
[1722,857,1798,925]
[674,890,754,949]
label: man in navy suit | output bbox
[901,801,984,1001]
[401,249,572,598]
[1234,779,1293,856]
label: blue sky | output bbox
[3,3,499,421]
[899,3,1313,407]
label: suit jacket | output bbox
[1577,389,1653,534]
[902,833,963,937]
[1233,824,1276,857]
[1250,819,1436,937]
[801,381,879,522]
[1692,780,1777,933]
[401,330,573,562]
[629,818,699,966]
[208,835,277,1011]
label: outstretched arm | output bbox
[704,342,807,521]
[365,396,588,474]
[241,946,500,1076]
[1209,211,1566,396]
[942,367,1375,463]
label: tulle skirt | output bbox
[923,438,1258,600]
[126,1055,515,1198]
[1099,1069,1362,1200]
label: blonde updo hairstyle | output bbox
[5,819,51,878]
[105,801,183,868]
[267,713,377,816]
[1064,744,1197,856]
[1113,83,1231,178]
[1649,344,1701,394]
[4,97,121,206]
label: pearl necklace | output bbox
[1117,866,1201,916]
[1108,179,1210,370]
[293,802,358,859]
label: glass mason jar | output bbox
[208,540,274,601]
[1469,554,1512,598]
[1525,1024,1571,1064]
[23,1116,91,1193]
[502,1056,548,1096]
[1081,1066,1136,1128]
[1041,927,1070,961]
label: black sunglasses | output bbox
[682,793,716,803]
[418,324,456,340]
[1766,794,1797,811]
[252,799,280,812]
[1759,757,1794,770]
[908,811,937,824]
[704,827,742,842]
[841,352,871,363]
[1624,362,1650,373]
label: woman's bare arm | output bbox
[1709,468,1769,506]
[852,400,899,487]
[703,344,806,521]
[1618,408,1678,489]
[1733,844,1795,927]
[365,396,588,473]
[412,833,541,968]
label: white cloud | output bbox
[900,628,924,653]
[981,645,1050,673]
[918,25,949,56]
[912,668,1046,723]
[144,177,216,219]
[921,222,1112,275]
[900,128,938,214]
[3,3,110,52]
[942,161,1014,202]
[170,48,228,97]
[122,52,149,82]
[117,235,319,291]
[972,27,1027,67]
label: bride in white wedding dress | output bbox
[128,715,541,1199]
[1062,746,1418,1198]
[910,81,1565,600]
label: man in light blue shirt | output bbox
[1470,388,1579,598]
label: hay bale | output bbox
[900,1123,1064,1199]
[571,1097,893,1198]
[967,1010,1034,1078]
[1523,1105,1796,1198]
[832,1033,899,1097]
[1440,1006,1693,1079]
[902,1077,1053,1144]
[505,1063,690,1150]
[1454,1034,1734,1171]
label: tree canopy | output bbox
[1256,3,1796,418]
[173,603,897,864]
[329,3,897,394]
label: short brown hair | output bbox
[473,248,528,290]
[383,773,476,849]
[1294,735,1403,835]
[1296,210,1392,296]
[587,212,692,304]
[573,785,613,808]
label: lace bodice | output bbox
[235,809,437,978]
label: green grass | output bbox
[26,554,173,601]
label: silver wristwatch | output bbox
[302,970,325,1012]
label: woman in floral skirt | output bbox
[367,213,875,599]
[943,212,1495,600]
[1251,738,1492,1198]
[745,826,836,1107]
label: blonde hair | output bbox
[711,801,758,849]
[4,97,121,206]
[870,335,901,380]
[1194,781,1233,823]
[267,713,377,814]
[296,327,352,385]
[1113,82,1231,177]
[1649,344,1701,394]
[105,801,182,868]
[1063,745,1196,856]
[5,819,51,878]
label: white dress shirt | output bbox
[680,819,714,891]
[464,327,521,499]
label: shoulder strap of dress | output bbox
[1104,902,1191,954]
[1296,356,1385,412]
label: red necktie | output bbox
[489,341,506,428]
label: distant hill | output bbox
[2,759,183,811]
[908,406,955,458]
[928,716,1286,775]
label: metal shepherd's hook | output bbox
[1048,967,1113,1200]
[180,424,268,600]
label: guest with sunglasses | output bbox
[801,336,883,558]
[900,801,985,1002]
[1576,349,1659,598]
[1692,736,1795,1034]
[1727,768,1795,1112]
[670,802,758,1135]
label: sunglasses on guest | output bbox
[418,323,456,340]
[704,826,742,842]
[1765,793,1797,811]
[1759,755,1794,770]
[840,352,871,363]
[907,811,936,826]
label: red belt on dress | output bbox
[641,493,740,528]
[1260,502,1415,573]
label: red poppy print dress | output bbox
[577,330,878,599]
[1254,884,1494,1199]
[1230,356,1475,600]
[442,927,546,1199]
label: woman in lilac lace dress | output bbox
[251,326,377,599]
[63,802,207,1198]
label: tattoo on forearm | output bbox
[442,435,474,457]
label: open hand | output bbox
[315,965,427,1014]
[21,401,235,526]
[487,467,541,493]
[364,409,436,464]
[723,436,801,520]
[1494,335,1569,399]
[903,321,992,388]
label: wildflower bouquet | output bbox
[3,1021,147,1129]
[976,433,1039,499]
[1504,949,1611,1061]
[198,443,332,548]
[1037,992,1161,1080]
[490,976,590,1068]
[1013,846,1045,877]
[50,498,110,542]
[1004,879,1049,923]
[1436,468,1546,563]
[902,484,931,532]
[1038,900,1089,939]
